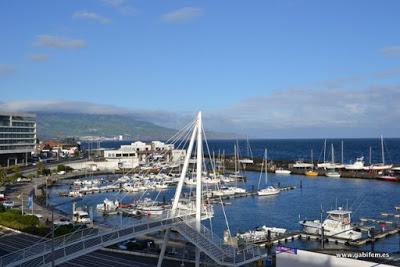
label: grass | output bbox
[0,206,76,237]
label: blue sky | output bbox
[1,0,400,137]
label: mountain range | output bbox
[36,112,237,140]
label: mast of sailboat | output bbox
[323,139,327,163]
[265,148,268,185]
[369,146,372,165]
[331,144,335,164]
[311,149,314,166]
[381,135,385,165]
[234,144,237,174]
[341,140,344,164]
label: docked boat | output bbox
[176,199,214,219]
[364,136,393,171]
[275,168,291,175]
[72,206,91,224]
[96,198,119,212]
[238,137,254,164]
[293,161,314,168]
[68,191,83,198]
[299,207,362,241]
[377,175,400,182]
[326,171,341,178]
[345,157,365,170]
[136,198,165,216]
[238,225,286,240]
[258,186,280,196]
[138,206,164,215]
[305,170,318,176]
[325,145,341,178]
[257,149,280,196]
[122,182,140,192]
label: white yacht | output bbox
[293,161,314,168]
[275,168,291,175]
[299,207,362,241]
[345,157,365,170]
[258,186,280,196]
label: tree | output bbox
[0,167,7,186]
[36,161,46,176]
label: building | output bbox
[0,112,36,167]
[104,141,177,165]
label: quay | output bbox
[233,226,400,248]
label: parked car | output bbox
[3,200,15,208]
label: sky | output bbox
[1,0,400,138]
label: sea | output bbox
[82,138,400,164]
[50,138,400,253]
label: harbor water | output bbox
[48,170,400,253]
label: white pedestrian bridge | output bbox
[0,211,267,267]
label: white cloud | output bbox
[34,35,86,49]
[161,7,203,23]
[73,11,111,24]
[381,46,400,57]
[204,85,400,137]
[0,64,16,76]
[1,85,399,138]
[0,100,129,115]
[29,54,49,62]
[101,0,136,16]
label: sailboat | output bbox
[365,135,393,171]
[326,144,341,177]
[317,139,330,169]
[239,137,254,164]
[229,144,245,180]
[305,149,318,176]
[258,149,280,196]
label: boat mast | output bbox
[311,149,314,165]
[331,144,334,164]
[265,148,268,185]
[234,144,237,174]
[341,140,344,164]
[381,135,384,164]
[369,146,372,165]
[323,139,327,163]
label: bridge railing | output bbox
[174,216,264,265]
[0,211,194,267]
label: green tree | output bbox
[36,161,45,175]
[9,165,22,183]
[0,167,6,186]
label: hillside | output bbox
[36,112,237,140]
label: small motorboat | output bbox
[326,171,341,178]
[275,169,291,175]
[300,207,362,241]
[305,170,318,176]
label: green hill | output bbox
[36,112,236,140]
